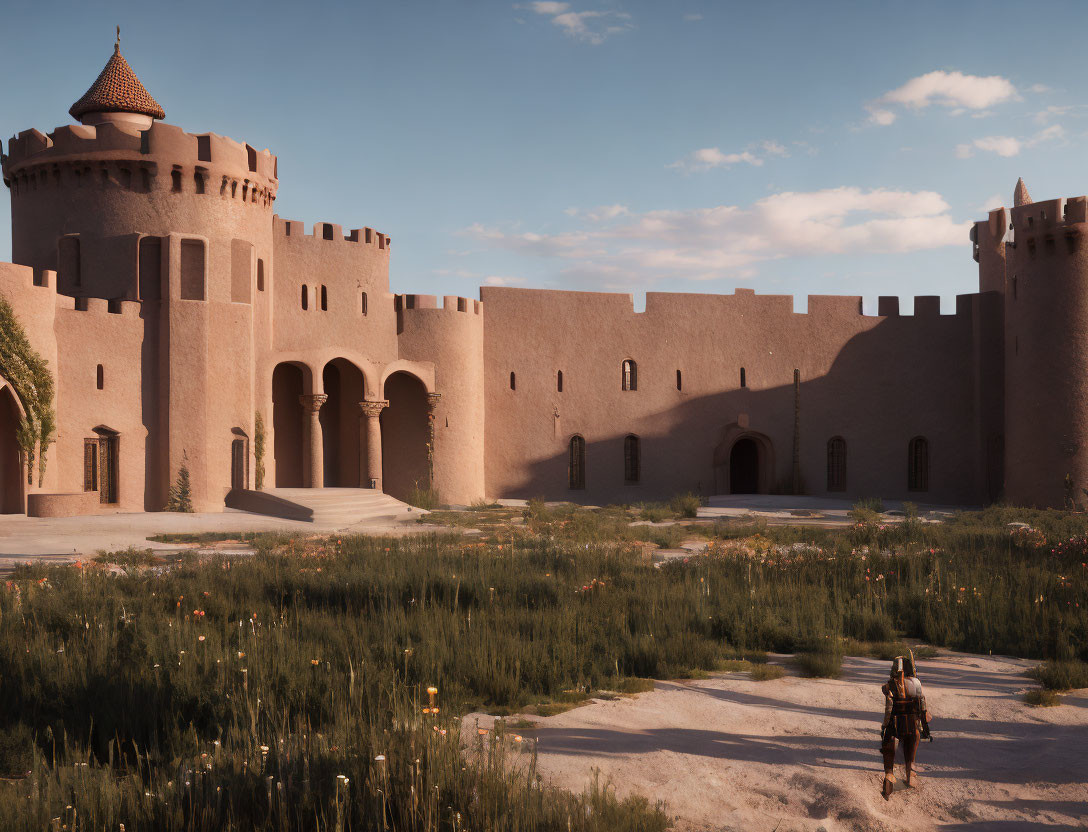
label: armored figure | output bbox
[880,653,932,799]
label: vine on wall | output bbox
[254,411,265,490]
[0,293,56,485]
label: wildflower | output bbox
[198,635,206,642]
[260,745,269,753]
[238,651,245,658]
[427,685,438,695]
[375,754,385,762]
[311,659,320,666]
[423,708,431,714]
[513,735,523,742]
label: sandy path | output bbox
[468,654,1088,831]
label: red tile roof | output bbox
[69,45,165,121]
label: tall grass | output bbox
[1,507,1086,828]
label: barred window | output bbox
[621,360,637,391]
[908,436,929,492]
[624,434,640,484]
[569,435,586,489]
[827,436,846,492]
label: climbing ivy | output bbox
[0,292,55,486]
[254,411,265,490]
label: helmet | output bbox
[890,654,916,677]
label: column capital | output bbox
[426,392,443,412]
[359,399,389,418]
[299,393,328,412]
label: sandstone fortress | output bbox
[0,42,1072,515]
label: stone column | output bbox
[359,400,388,490]
[299,394,327,488]
[426,392,442,487]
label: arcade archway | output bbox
[320,359,367,487]
[381,371,429,502]
[272,362,305,487]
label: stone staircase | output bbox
[226,487,424,528]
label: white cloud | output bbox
[670,140,789,173]
[1035,104,1074,124]
[523,2,632,44]
[867,70,1017,126]
[1030,83,1051,94]
[482,276,527,286]
[981,194,1004,213]
[955,124,1064,158]
[462,187,970,286]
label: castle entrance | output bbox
[272,362,305,487]
[0,385,24,513]
[381,372,429,502]
[729,437,760,494]
[320,359,366,487]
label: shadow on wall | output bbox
[381,371,429,502]
[498,318,993,507]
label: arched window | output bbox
[676,370,682,391]
[624,434,640,484]
[569,435,586,489]
[908,436,929,492]
[740,367,747,388]
[301,285,309,310]
[361,292,368,315]
[826,436,846,492]
[509,371,516,390]
[621,359,637,391]
[557,370,563,393]
[320,285,328,311]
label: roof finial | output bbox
[115,25,120,54]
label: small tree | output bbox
[165,452,194,513]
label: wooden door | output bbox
[231,438,245,490]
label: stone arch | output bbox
[0,379,26,514]
[272,361,309,487]
[381,370,430,502]
[713,426,775,495]
[320,358,367,487]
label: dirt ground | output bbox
[468,653,1088,831]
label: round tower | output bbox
[1003,181,1088,507]
[1,36,279,511]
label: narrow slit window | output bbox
[171,169,182,192]
[569,435,586,489]
[908,436,929,492]
[621,359,637,391]
[257,259,265,292]
[193,171,205,194]
[827,436,846,492]
[557,370,563,393]
[96,364,104,390]
[676,369,682,391]
[509,371,516,391]
[624,435,640,484]
[301,285,309,310]
[320,285,328,311]
[361,292,368,315]
[740,367,747,388]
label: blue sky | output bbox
[1,0,1085,312]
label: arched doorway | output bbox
[381,371,429,502]
[320,359,366,487]
[729,438,760,494]
[0,386,24,513]
[272,362,305,487]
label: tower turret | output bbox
[69,28,165,130]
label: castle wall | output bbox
[482,287,979,505]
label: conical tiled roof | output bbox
[1013,177,1032,207]
[69,43,165,122]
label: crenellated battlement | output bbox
[1006,196,1088,261]
[395,294,482,315]
[274,216,391,250]
[2,120,277,207]
[55,295,141,318]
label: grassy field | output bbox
[0,502,1086,829]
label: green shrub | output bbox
[93,546,157,567]
[670,492,702,518]
[1028,660,1088,691]
[407,480,441,509]
[795,638,844,678]
[1024,689,1061,706]
[637,504,672,523]
[750,664,786,681]
[854,497,885,513]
